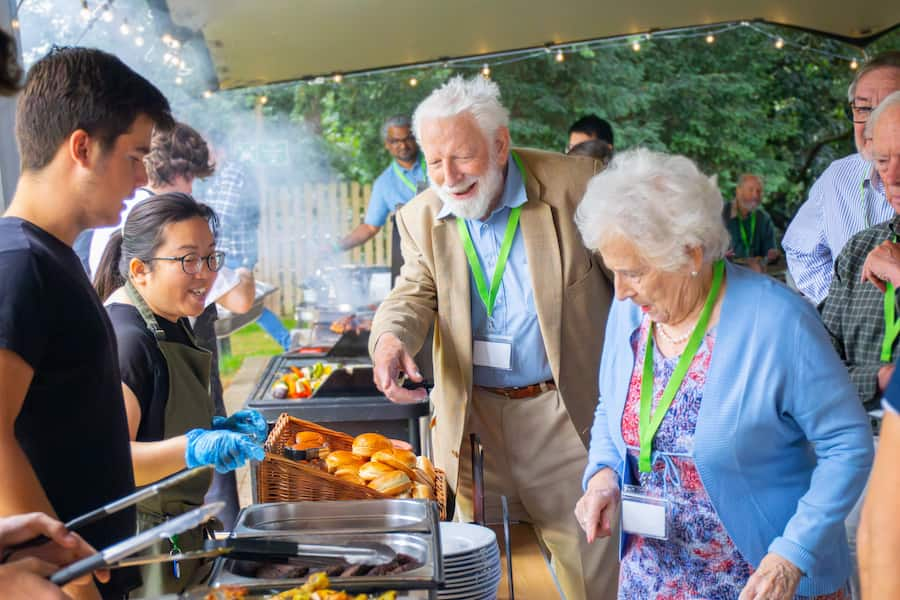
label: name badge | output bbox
[621,484,668,540]
[473,339,512,370]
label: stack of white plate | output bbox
[438,522,502,600]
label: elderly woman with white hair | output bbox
[573,148,873,599]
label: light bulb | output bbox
[134,36,144,47]
[120,22,130,35]
[174,76,183,85]
[481,64,490,77]
[555,49,565,62]
[10,18,19,29]
[409,77,418,87]
[632,41,641,52]
[774,37,784,49]
[80,1,91,20]
[101,8,113,22]
[259,95,268,105]
[203,90,213,99]
[162,33,172,44]
[171,39,181,49]
[333,73,343,83]
[850,59,859,70]
[706,34,715,44]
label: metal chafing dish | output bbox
[176,584,430,599]
[203,500,443,598]
[232,500,433,537]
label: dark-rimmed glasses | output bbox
[845,103,875,124]
[386,134,415,146]
[147,251,225,274]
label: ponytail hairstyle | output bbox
[93,192,219,302]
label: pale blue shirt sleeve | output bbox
[364,176,392,227]
[782,176,832,303]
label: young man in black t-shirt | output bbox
[0,47,172,600]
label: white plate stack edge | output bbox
[438,522,502,600]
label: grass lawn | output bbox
[219,318,295,388]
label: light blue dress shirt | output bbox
[364,154,427,227]
[782,153,891,303]
[437,156,552,387]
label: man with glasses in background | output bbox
[337,115,428,283]
[783,51,900,303]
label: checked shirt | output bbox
[820,215,900,409]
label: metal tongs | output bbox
[110,537,397,570]
[1,466,214,562]
[50,502,225,586]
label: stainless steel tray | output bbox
[176,584,432,599]
[233,500,433,537]
[207,531,441,590]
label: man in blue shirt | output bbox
[338,116,427,264]
[782,51,900,303]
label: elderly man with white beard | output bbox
[369,76,619,599]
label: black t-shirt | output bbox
[106,303,195,442]
[0,218,137,596]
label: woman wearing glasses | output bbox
[94,194,266,595]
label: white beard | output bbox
[433,160,504,220]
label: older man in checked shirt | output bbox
[783,51,900,303]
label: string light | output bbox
[481,64,491,77]
[171,39,181,49]
[408,77,418,87]
[555,49,565,63]
[119,20,130,35]
[203,90,213,99]
[80,0,91,20]
[10,18,19,29]
[101,7,114,23]
[174,76,183,85]
[632,40,641,52]
[706,34,715,44]
[161,33,173,45]
[850,59,859,70]
[134,36,144,47]
[332,73,344,83]
[258,95,269,105]
[774,37,785,49]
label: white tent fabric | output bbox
[165,0,899,90]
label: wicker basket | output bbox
[258,414,447,519]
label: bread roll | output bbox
[371,450,417,479]
[358,461,395,481]
[412,483,434,500]
[336,473,366,487]
[295,431,325,447]
[325,450,364,474]
[334,464,360,479]
[368,471,412,497]
[412,456,436,487]
[352,433,393,459]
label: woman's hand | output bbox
[738,553,802,600]
[574,468,620,543]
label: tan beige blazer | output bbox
[369,148,613,491]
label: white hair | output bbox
[864,90,900,140]
[576,148,731,272]
[412,76,510,143]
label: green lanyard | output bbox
[455,152,526,318]
[738,211,756,255]
[638,259,725,473]
[392,155,427,193]
[882,234,900,363]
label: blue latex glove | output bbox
[185,429,266,474]
[212,409,269,444]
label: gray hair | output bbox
[381,115,412,141]
[576,148,731,272]
[847,50,900,103]
[865,90,900,140]
[412,75,510,144]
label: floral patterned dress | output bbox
[618,319,848,600]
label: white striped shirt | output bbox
[782,153,891,304]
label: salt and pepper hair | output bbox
[381,115,412,141]
[412,76,510,144]
[864,90,900,140]
[576,148,731,272]
[847,50,900,103]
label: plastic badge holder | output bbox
[621,484,668,540]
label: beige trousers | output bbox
[454,387,619,600]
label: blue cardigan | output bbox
[583,262,874,596]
